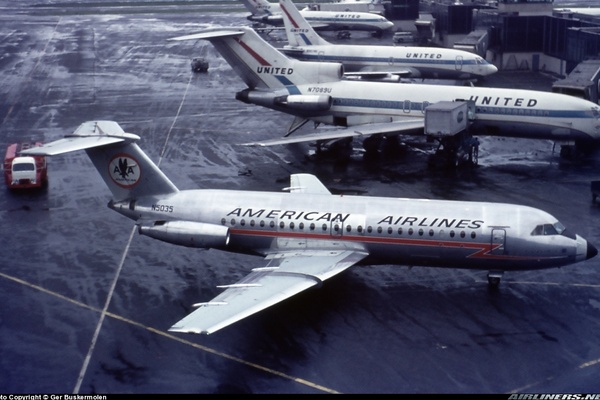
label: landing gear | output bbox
[487,270,504,288]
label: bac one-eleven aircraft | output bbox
[23,121,597,335]
[169,27,600,160]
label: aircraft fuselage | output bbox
[241,80,600,141]
[112,189,592,272]
[281,45,498,80]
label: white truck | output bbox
[3,142,48,190]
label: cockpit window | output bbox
[531,222,566,236]
[475,57,484,65]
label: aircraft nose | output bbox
[587,241,598,260]
[485,64,498,76]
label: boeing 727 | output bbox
[241,0,394,34]
[22,121,598,335]
[278,0,498,81]
[169,26,600,161]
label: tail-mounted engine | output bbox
[138,220,230,249]
[236,90,332,112]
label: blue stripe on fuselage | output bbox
[297,54,480,67]
[331,97,595,120]
[275,76,302,94]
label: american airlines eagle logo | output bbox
[108,154,141,188]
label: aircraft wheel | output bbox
[487,270,503,288]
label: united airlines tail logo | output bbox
[108,154,141,188]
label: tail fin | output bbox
[169,27,343,90]
[21,121,178,202]
[280,0,330,47]
[241,0,278,16]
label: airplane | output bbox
[22,120,598,335]
[240,0,394,34]
[278,0,498,81]
[168,26,600,162]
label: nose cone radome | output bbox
[484,63,499,76]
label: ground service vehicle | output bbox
[3,142,47,190]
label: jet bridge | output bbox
[424,100,478,167]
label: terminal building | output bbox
[372,0,600,81]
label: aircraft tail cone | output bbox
[587,241,598,260]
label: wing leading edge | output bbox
[169,242,368,335]
[242,119,425,147]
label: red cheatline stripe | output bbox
[236,38,271,66]
[229,228,543,261]
[280,3,300,29]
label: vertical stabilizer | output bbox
[280,0,330,47]
[21,121,178,202]
[241,0,280,16]
[169,28,343,90]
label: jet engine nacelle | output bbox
[296,61,344,83]
[275,94,333,111]
[236,89,332,112]
[138,221,230,249]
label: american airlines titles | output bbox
[227,208,484,229]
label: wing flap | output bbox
[243,119,425,147]
[169,248,368,335]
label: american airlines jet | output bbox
[278,0,498,80]
[169,27,600,161]
[22,121,598,334]
[241,0,394,33]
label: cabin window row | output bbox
[476,107,550,117]
[221,218,478,239]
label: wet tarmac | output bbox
[1,1,599,394]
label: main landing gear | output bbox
[428,132,479,168]
[487,270,504,288]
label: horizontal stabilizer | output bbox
[21,121,140,156]
[168,29,244,42]
[20,136,125,156]
[243,119,425,147]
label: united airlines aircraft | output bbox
[22,121,598,334]
[278,0,498,80]
[169,27,600,160]
[241,0,394,33]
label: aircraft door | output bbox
[490,229,506,255]
[455,55,463,71]
[331,214,366,238]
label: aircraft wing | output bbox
[169,241,369,335]
[242,119,425,147]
